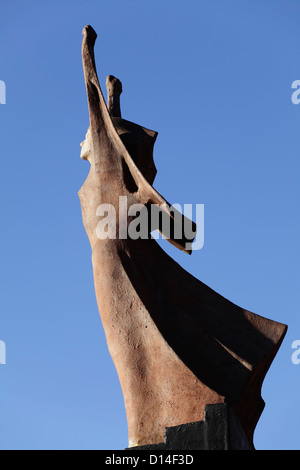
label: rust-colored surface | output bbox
[78,25,287,448]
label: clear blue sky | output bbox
[1,0,299,450]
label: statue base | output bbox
[127,403,253,450]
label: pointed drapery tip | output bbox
[82,25,97,40]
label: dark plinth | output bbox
[127,404,253,450]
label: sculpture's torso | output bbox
[91,237,225,447]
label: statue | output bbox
[78,25,287,449]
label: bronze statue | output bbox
[78,25,287,448]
